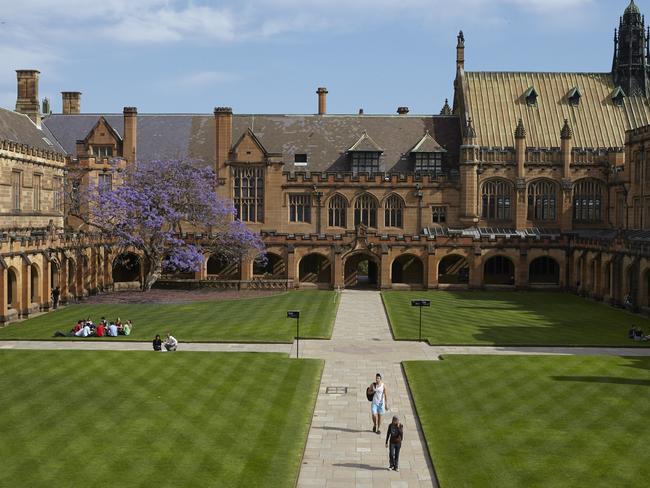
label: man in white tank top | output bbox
[369,373,389,435]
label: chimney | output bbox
[123,107,138,164]
[397,106,410,115]
[15,70,41,127]
[214,107,233,176]
[62,92,82,114]
[317,87,328,115]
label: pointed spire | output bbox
[514,118,526,139]
[456,31,465,71]
[560,119,573,140]
[440,99,452,115]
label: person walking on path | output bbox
[385,415,404,471]
[368,373,388,434]
[52,286,60,309]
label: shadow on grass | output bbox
[333,463,386,471]
[552,376,650,387]
[624,357,650,372]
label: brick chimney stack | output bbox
[62,92,82,114]
[123,107,138,164]
[214,107,233,176]
[317,87,328,115]
[15,70,41,127]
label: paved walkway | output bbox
[296,291,438,488]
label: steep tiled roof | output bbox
[410,131,447,153]
[461,71,650,148]
[0,107,65,154]
[43,114,462,173]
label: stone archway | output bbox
[391,254,424,288]
[484,255,515,286]
[438,255,469,284]
[299,253,332,287]
[206,255,240,280]
[344,252,379,289]
[254,253,287,279]
[528,256,560,285]
[7,268,18,310]
[112,253,142,283]
[30,264,40,303]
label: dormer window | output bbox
[347,131,383,175]
[351,152,380,175]
[568,87,582,106]
[410,131,447,176]
[612,86,626,107]
[525,86,538,106]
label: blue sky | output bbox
[0,0,643,114]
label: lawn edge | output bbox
[293,359,326,488]
[401,361,442,488]
[380,292,398,340]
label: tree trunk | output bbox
[142,261,162,292]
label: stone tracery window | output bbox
[384,194,404,228]
[573,179,604,223]
[481,179,512,221]
[354,193,378,227]
[328,194,347,228]
[233,166,264,223]
[527,180,557,221]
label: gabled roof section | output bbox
[231,128,269,157]
[461,71,650,148]
[81,116,122,144]
[347,131,383,152]
[410,130,447,153]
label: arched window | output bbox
[527,180,557,221]
[354,194,378,227]
[384,195,404,228]
[328,194,347,228]
[482,179,512,221]
[573,179,604,223]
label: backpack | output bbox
[366,384,374,402]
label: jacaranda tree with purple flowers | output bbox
[75,159,264,291]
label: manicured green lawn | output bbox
[0,291,339,342]
[0,350,322,488]
[405,356,650,488]
[383,291,650,346]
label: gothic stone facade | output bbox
[4,1,650,324]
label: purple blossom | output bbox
[84,159,265,290]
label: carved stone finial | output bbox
[515,118,526,139]
[440,98,452,115]
[561,119,573,140]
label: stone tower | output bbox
[613,0,650,96]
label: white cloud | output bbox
[176,71,237,86]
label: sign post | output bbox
[410,299,431,342]
[287,310,300,358]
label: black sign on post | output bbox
[287,311,300,358]
[410,299,431,342]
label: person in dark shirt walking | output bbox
[385,415,404,471]
[52,286,60,309]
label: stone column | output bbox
[333,249,344,289]
[426,246,438,289]
[0,268,7,322]
[469,250,483,289]
[560,120,574,232]
[514,119,528,229]
[380,251,391,290]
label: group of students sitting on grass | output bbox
[54,317,133,338]
[628,325,650,342]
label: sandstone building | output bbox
[3,1,650,323]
